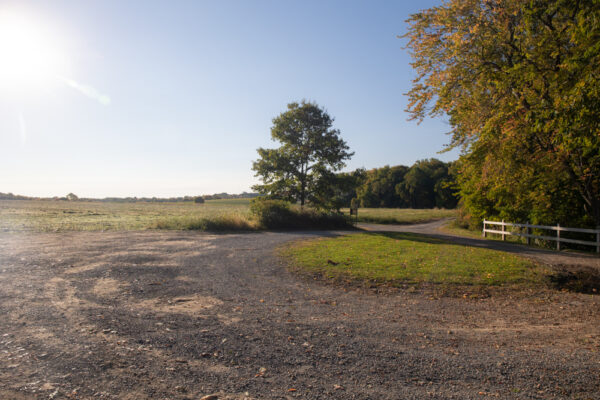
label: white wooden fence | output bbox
[483,219,600,253]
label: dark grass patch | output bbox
[548,265,600,294]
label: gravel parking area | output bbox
[0,229,599,399]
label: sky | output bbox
[0,0,456,198]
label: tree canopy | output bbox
[252,101,353,208]
[405,0,600,227]
[355,159,457,209]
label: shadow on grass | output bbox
[549,266,600,294]
[361,223,600,262]
[370,231,454,246]
[350,231,600,295]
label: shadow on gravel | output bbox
[549,266,600,294]
[271,230,349,238]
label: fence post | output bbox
[556,223,561,251]
[501,219,505,241]
[526,221,531,246]
[482,219,486,238]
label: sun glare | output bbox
[0,9,66,91]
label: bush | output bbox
[194,196,205,204]
[153,214,255,231]
[250,198,352,229]
[250,199,293,228]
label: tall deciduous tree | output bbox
[252,101,353,208]
[405,0,600,226]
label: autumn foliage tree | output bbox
[405,0,600,227]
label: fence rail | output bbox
[482,219,600,253]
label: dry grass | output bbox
[344,207,456,225]
[0,199,252,232]
[1,199,457,232]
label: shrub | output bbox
[250,198,352,230]
[249,199,294,228]
[194,196,205,204]
[153,214,255,231]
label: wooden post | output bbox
[482,219,486,238]
[526,221,531,246]
[501,219,505,241]
[556,223,561,251]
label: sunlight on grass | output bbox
[1,200,457,232]
[283,232,548,287]
[0,199,252,231]
[344,208,456,224]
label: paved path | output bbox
[359,219,600,269]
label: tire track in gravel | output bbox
[0,229,599,399]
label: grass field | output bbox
[283,232,548,287]
[1,200,458,232]
[344,207,456,224]
[0,199,253,231]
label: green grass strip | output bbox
[283,232,548,287]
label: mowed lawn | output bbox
[343,207,456,224]
[283,232,548,287]
[0,199,251,231]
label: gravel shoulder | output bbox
[1,229,599,399]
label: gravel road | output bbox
[0,228,599,399]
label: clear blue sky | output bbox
[0,0,455,198]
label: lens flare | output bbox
[0,9,67,91]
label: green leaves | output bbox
[252,100,353,209]
[405,0,600,226]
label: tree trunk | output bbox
[299,163,307,208]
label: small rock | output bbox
[200,395,218,400]
[175,385,187,393]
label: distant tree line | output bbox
[251,101,457,211]
[332,159,457,210]
[0,192,33,200]
[0,192,261,202]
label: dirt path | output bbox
[359,219,600,269]
[1,229,599,399]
